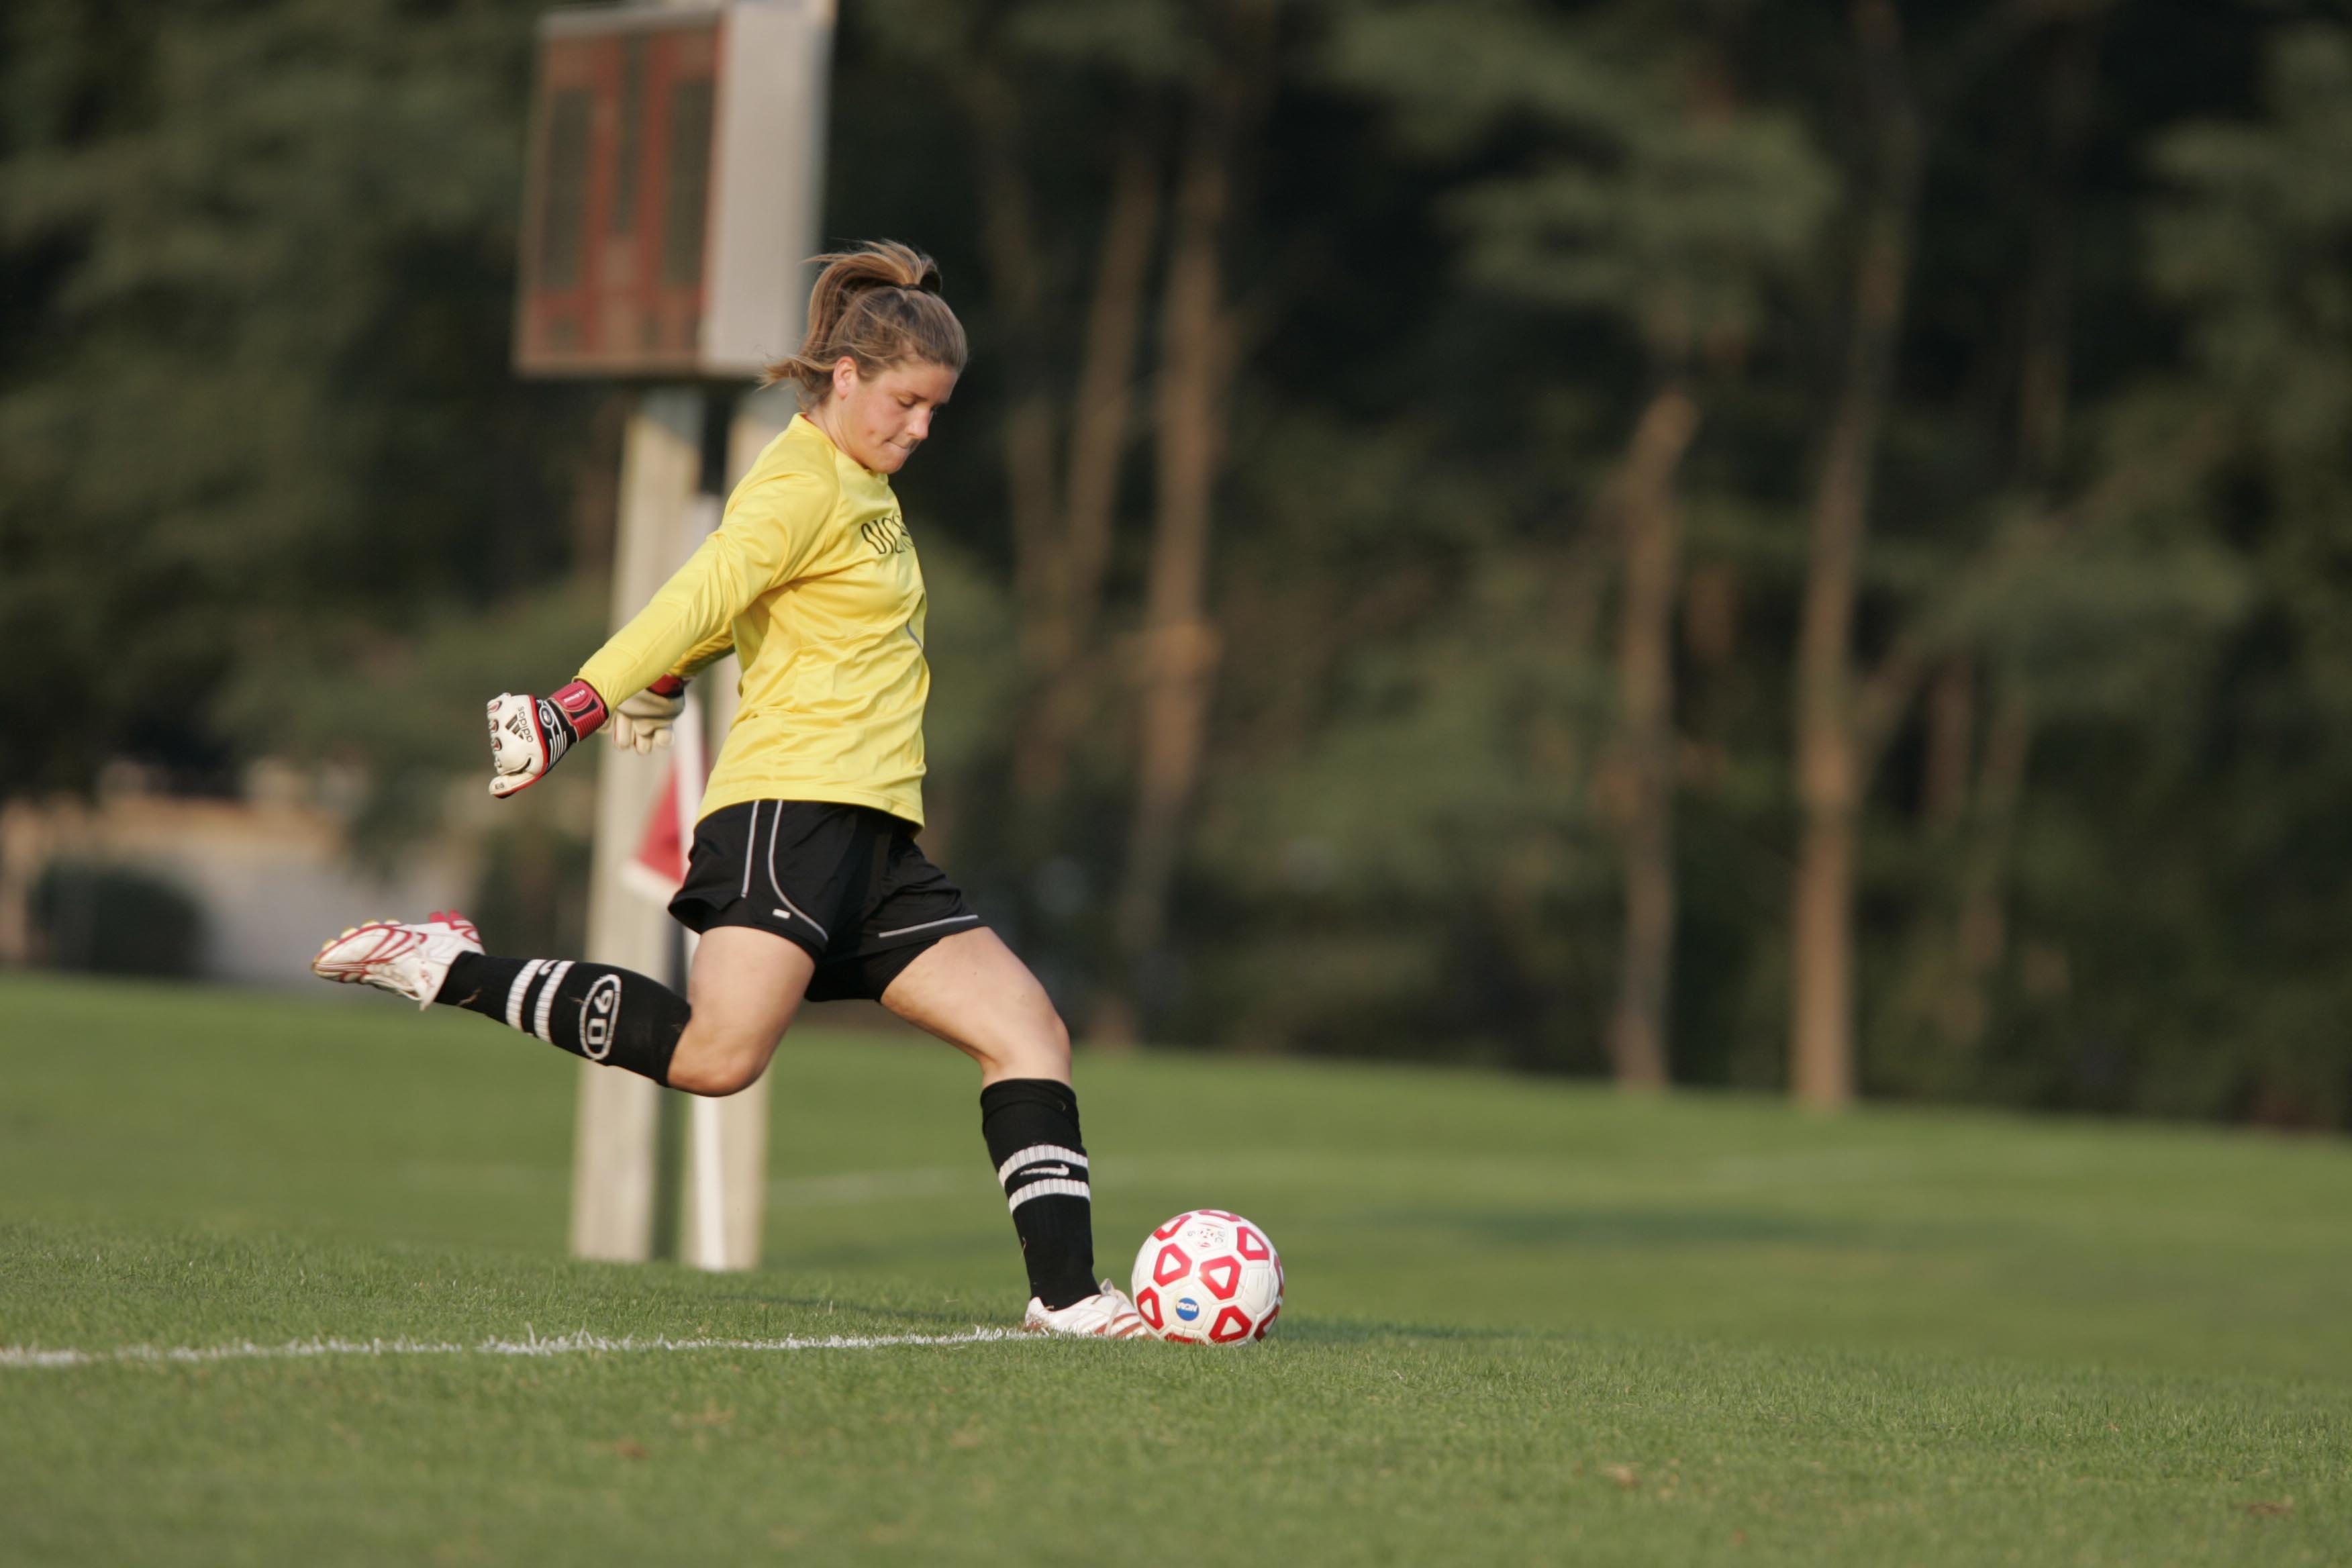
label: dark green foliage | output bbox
[0,0,601,795]
[5,1,2351,1126]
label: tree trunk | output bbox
[960,70,1063,694]
[1099,110,1239,1043]
[1939,19,2096,1055]
[1016,134,1162,805]
[1921,658,1975,835]
[2014,22,2098,487]
[1790,0,1922,1109]
[1606,383,1702,1091]
[1943,685,2030,1044]
[961,73,1168,830]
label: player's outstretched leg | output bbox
[313,914,691,1087]
[881,928,1146,1338]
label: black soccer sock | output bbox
[980,1078,1098,1311]
[435,952,688,1087]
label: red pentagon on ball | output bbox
[1198,1255,1241,1301]
[1136,1287,1164,1330]
[1152,1242,1191,1287]
[1253,1302,1281,1341]
[1209,1306,1254,1343]
[1152,1213,1191,1242]
[1236,1225,1270,1261]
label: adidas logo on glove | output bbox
[485,680,608,799]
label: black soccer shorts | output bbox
[668,800,984,1003]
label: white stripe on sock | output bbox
[505,960,545,1032]
[532,961,574,1042]
[995,1144,1089,1186]
[1008,1178,1091,1212]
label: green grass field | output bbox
[1,973,2345,1565]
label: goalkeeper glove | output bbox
[485,679,607,799]
[611,675,688,755]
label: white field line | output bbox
[0,1326,1024,1371]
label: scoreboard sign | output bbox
[515,1,831,379]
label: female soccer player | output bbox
[313,242,1146,1339]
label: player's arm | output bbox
[485,471,820,797]
[671,626,736,683]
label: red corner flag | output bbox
[621,690,707,903]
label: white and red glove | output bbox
[485,679,607,798]
[611,675,688,755]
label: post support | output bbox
[569,387,701,1263]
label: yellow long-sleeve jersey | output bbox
[576,414,932,828]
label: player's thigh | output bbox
[669,924,816,1095]
[879,928,1070,1086]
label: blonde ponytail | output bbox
[763,240,969,406]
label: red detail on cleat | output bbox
[424,910,481,945]
[315,920,421,975]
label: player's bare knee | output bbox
[989,1012,1069,1083]
[666,1020,775,1096]
[669,1050,765,1097]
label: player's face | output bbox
[825,358,958,474]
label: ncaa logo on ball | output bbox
[579,975,623,1061]
[1174,1297,1201,1322]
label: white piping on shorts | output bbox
[765,805,831,941]
[740,801,759,901]
[876,913,979,940]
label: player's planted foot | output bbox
[310,912,483,1010]
[1022,1281,1149,1339]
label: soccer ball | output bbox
[1130,1210,1283,1344]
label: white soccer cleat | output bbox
[1022,1280,1151,1340]
[311,911,483,1010]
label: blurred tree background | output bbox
[4,0,2348,1127]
